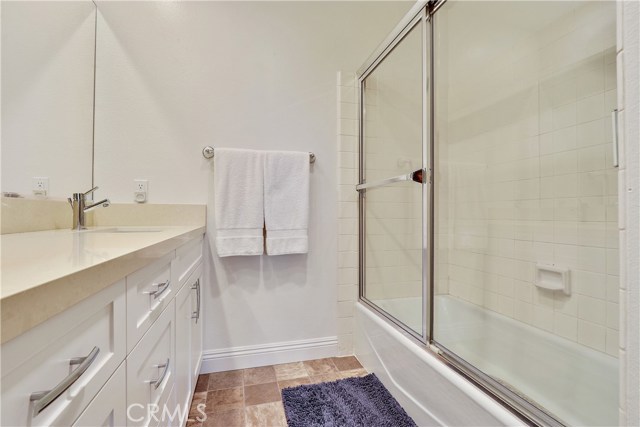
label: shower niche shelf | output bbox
[535,264,570,295]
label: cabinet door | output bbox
[1,280,126,427]
[127,300,175,427]
[174,280,192,426]
[73,363,126,427]
[189,264,204,386]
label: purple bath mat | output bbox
[281,373,417,427]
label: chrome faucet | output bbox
[68,186,110,230]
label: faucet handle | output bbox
[83,186,99,196]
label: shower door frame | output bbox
[356,1,574,426]
[357,4,432,344]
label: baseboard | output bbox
[200,336,338,373]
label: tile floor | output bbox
[186,356,368,427]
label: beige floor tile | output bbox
[278,377,311,390]
[208,370,243,390]
[205,387,244,414]
[245,402,287,427]
[189,391,208,419]
[309,372,342,384]
[190,358,368,427]
[195,374,210,392]
[274,362,308,381]
[332,356,363,371]
[340,369,369,379]
[244,382,281,406]
[303,358,337,376]
[244,366,277,385]
[202,409,245,427]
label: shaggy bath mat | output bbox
[281,373,417,427]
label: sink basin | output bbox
[85,227,163,234]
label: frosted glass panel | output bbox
[433,2,618,425]
[362,21,424,336]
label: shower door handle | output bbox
[356,168,426,191]
[612,109,620,168]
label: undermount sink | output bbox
[85,227,163,234]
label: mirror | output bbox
[1,1,96,199]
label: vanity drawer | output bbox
[127,252,175,352]
[72,362,126,427]
[1,280,126,427]
[127,299,175,427]
[173,237,203,291]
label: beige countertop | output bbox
[1,225,205,343]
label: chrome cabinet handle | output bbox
[29,346,100,416]
[144,280,170,300]
[148,359,170,390]
[191,279,201,323]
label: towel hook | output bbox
[202,146,315,164]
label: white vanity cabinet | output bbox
[0,233,204,427]
[190,268,203,387]
[127,299,176,427]
[175,263,203,426]
[0,280,126,427]
[73,363,127,427]
[127,252,176,353]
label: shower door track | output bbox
[356,1,571,426]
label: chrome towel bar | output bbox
[202,146,316,163]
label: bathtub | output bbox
[355,295,618,426]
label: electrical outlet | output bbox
[32,177,49,196]
[134,179,148,203]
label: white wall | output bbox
[1,1,96,198]
[93,1,411,366]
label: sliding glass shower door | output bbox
[358,1,618,425]
[358,11,429,339]
[432,2,618,425]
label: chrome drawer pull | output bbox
[148,359,170,390]
[144,280,170,299]
[191,279,201,323]
[29,346,100,416]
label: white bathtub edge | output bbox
[355,302,524,427]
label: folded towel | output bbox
[264,151,310,255]
[214,148,265,257]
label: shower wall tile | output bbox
[439,2,619,358]
[554,312,578,341]
[606,327,618,357]
[578,319,607,352]
[336,71,360,355]
[338,284,356,302]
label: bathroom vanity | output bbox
[1,225,205,427]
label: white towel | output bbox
[264,151,310,255]
[214,148,265,257]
